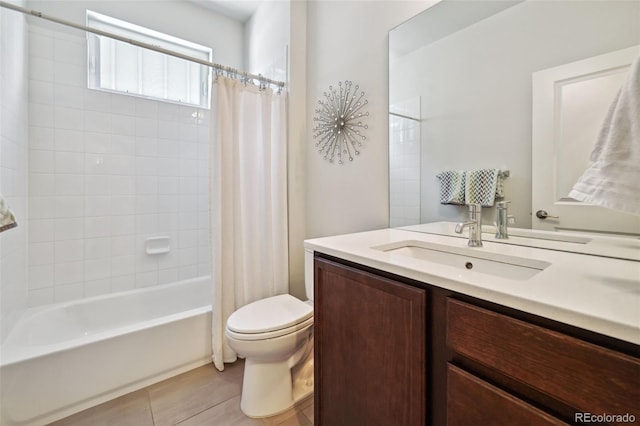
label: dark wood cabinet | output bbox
[313,253,640,426]
[314,256,427,426]
[446,364,568,426]
[446,298,640,424]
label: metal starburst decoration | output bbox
[313,81,369,164]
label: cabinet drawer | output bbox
[447,364,567,425]
[446,298,640,419]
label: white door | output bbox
[532,46,640,235]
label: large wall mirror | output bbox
[389,0,640,234]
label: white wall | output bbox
[245,0,289,76]
[0,0,29,341]
[306,0,433,238]
[246,0,427,294]
[390,0,640,228]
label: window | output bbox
[86,11,212,108]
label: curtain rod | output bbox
[0,0,286,89]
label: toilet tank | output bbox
[304,248,314,302]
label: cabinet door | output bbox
[314,257,426,426]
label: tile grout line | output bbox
[146,388,158,426]
[169,392,243,426]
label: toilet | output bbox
[224,249,315,418]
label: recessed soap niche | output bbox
[145,236,170,255]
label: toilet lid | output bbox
[226,294,313,334]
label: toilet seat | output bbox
[226,294,313,341]
[226,316,313,341]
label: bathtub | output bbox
[0,276,213,426]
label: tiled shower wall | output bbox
[0,1,29,340]
[389,98,421,228]
[27,23,211,306]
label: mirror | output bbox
[389,0,640,232]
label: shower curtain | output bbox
[209,76,289,371]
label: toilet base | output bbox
[240,340,314,418]
[291,345,314,402]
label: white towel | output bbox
[568,55,640,215]
[437,170,466,205]
[465,169,504,207]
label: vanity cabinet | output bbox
[446,298,640,425]
[446,364,567,426]
[313,256,427,426]
[313,254,640,426]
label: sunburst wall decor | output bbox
[313,81,369,164]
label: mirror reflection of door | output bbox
[532,46,640,235]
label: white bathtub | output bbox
[0,276,213,426]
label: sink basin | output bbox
[375,240,551,280]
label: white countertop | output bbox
[304,223,640,345]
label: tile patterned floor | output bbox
[48,360,314,426]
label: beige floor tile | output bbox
[49,359,315,426]
[176,395,262,426]
[261,396,314,426]
[148,361,244,426]
[48,389,153,426]
[273,414,313,426]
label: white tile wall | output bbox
[26,24,212,306]
[1,1,29,342]
[389,105,421,228]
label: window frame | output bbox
[86,10,212,108]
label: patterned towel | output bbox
[436,171,466,205]
[0,195,17,233]
[465,169,504,206]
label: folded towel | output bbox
[0,195,18,233]
[465,169,504,207]
[437,170,466,204]
[568,55,640,215]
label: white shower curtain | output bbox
[209,76,289,371]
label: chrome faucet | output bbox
[495,201,515,239]
[455,204,483,247]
